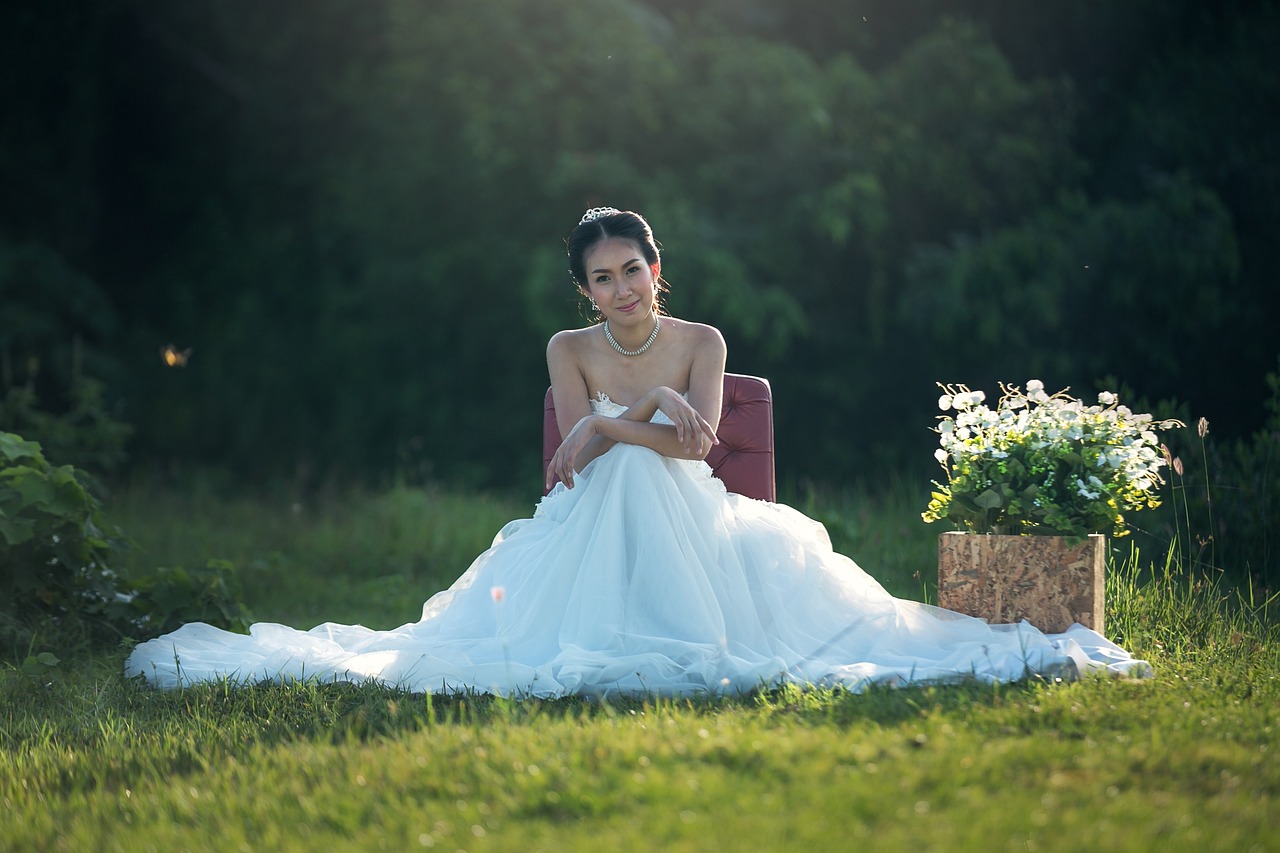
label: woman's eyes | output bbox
[594,267,640,283]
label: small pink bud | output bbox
[490,586,505,604]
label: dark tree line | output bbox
[2,0,1277,493]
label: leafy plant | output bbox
[922,381,1184,537]
[127,559,253,636]
[0,374,133,475]
[0,432,253,655]
[0,431,134,649]
[14,650,61,687]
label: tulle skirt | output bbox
[126,444,1148,697]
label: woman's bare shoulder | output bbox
[667,318,726,353]
[547,326,598,357]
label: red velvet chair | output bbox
[543,373,776,501]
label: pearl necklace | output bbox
[604,314,661,356]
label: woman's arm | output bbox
[545,325,727,489]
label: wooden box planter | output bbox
[937,531,1106,634]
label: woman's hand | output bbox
[547,414,600,490]
[651,387,719,457]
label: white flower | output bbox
[952,390,986,409]
[925,379,1183,535]
[938,394,953,411]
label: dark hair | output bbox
[566,209,666,316]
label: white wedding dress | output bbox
[126,396,1149,697]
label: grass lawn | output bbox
[2,480,1276,851]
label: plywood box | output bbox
[936,532,1105,634]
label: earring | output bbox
[590,297,599,312]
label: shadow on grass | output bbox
[92,666,1065,746]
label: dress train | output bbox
[126,398,1149,696]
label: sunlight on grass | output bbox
[109,479,530,628]
[3,481,1276,851]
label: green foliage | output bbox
[1107,540,1278,667]
[16,651,61,687]
[0,243,131,472]
[877,18,1080,236]
[1159,359,1280,590]
[1214,367,1280,585]
[791,476,935,601]
[904,176,1240,386]
[108,478,530,629]
[0,433,253,656]
[0,431,133,649]
[4,2,1278,492]
[127,560,254,637]
[0,375,132,475]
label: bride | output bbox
[126,208,1148,697]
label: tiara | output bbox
[579,206,621,225]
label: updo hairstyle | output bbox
[567,209,667,318]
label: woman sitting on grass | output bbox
[126,208,1149,696]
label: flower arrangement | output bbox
[922,381,1184,538]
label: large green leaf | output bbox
[0,515,35,546]
[0,432,42,464]
[974,489,1005,509]
[10,470,57,509]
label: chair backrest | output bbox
[543,373,775,501]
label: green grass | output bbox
[2,480,1277,852]
[107,478,531,628]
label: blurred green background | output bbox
[3,0,1276,494]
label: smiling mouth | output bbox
[618,301,640,313]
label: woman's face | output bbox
[580,237,660,323]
